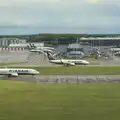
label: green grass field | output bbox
[0,80,120,120]
[2,66,120,75]
[36,66,120,75]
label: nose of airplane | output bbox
[33,69,40,74]
[86,61,90,64]
[83,60,89,64]
[36,71,40,74]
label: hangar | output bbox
[0,37,26,47]
[8,42,44,48]
[7,42,44,51]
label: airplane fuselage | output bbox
[0,68,39,76]
[48,59,90,65]
[30,48,53,53]
[37,47,54,50]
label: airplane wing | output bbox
[10,72,18,77]
[60,60,75,66]
[66,62,75,66]
[5,72,18,77]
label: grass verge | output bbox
[1,66,120,75]
[0,80,120,120]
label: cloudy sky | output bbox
[0,0,120,35]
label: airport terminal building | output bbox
[0,37,27,47]
[0,37,27,51]
[80,37,120,46]
[0,37,44,52]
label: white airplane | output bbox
[28,43,54,54]
[37,46,54,50]
[46,52,90,66]
[28,43,54,50]
[29,48,53,53]
[109,48,120,53]
[0,68,39,78]
[114,51,120,56]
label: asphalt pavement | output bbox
[0,51,120,67]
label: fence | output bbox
[34,75,120,84]
[0,48,25,51]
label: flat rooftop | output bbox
[80,37,120,40]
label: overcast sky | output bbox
[0,0,120,35]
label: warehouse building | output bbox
[8,42,44,48]
[0,37,26,47]
[6,42,44,52]
[80,37,120,46]
[0,37,44,52]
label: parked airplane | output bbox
[29,48,53,53]
[46,52,90,66]
[114,51,120,56]
[0,68,39,78]
[109,48,120,53]
[28,43,54,50]
[27,43,54,54]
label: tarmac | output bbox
[0,51,29,63]
[0,51,59,67]
[0,51,120,84]
[0,50,120,67]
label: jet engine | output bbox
[9,73,18,77]
[68,62,75,66]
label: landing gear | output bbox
[8,74,11,78]
[32,75,37,79]
[83,64,86,66]
[64,64,69,67]
[2,75,11,80]
[32,75,34,77]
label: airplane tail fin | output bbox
[29,43,32,47]
[32,44,36,48]
[26,45,30,50]
[46,51,56,60]
[27,43,32,50]
[29,43,36,49]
